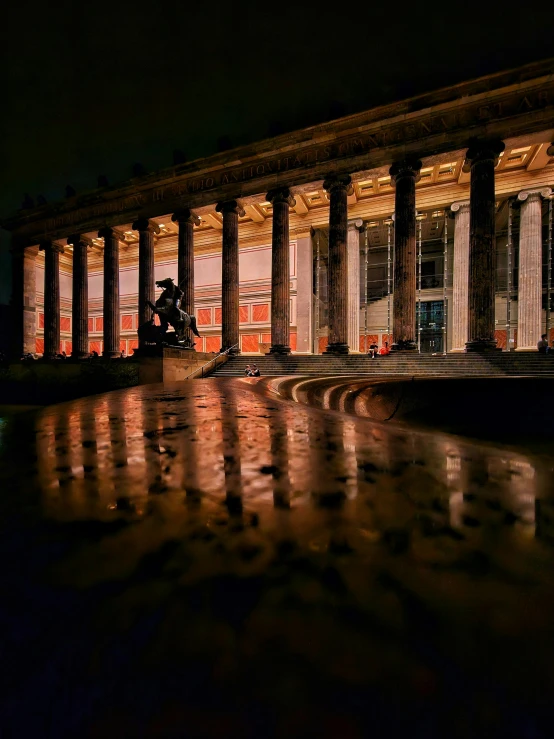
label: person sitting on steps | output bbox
[367,342,378,359]
[538,334,549,354]
[379,341,391,356]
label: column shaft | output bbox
[466,141,504,350]
[390,160,421,348]
[41,241,63,359]
[101,228,120,357]
[517,190,548,350]
[68,235,89,358]
[347,221,362,351]
[216,201,244,353]
[10,247,37,357]
[133,219,159,341]
[450,202,470,351]
[323,175,352,354]
[295,232,313,354]
[173,210,200,316]
[268,188,295,354]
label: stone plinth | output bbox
[137,350,227,384]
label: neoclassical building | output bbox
[4,59,554,358]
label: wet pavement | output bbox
[1,378,554,738]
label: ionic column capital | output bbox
[323,173,353,195]
[464,139,505,169]
[67,234,93,249]
[132,218,160,234]
[390,159,422,184]
[172,209,201,226]
[40,240,65,254]
[517,188,552,203]
[216,199,245,216]
[451,200,470,214]
[266,187,295,207]
[348,218,363,231]
[98,226,126,241]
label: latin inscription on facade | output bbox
[41,85,554,233]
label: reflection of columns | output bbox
[390,159,421,347]
[40,241,64,359]
[347,220,362,352]
[465,140,504,351]
[10,246,37,357]
[516,189,551,350]
[267,187,295,354]
[216,200,244,353]
[268,406,291,508]
[220,390,243,515]
[450,201,470,352]
[68,235,89,359]
[295,230,313,354]
[172,209,200,317]
[133,219,160,332]
[99,227,121,358]
[323,174,352,354]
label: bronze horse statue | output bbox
[138,277,201,347]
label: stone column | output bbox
[40,241,64,359]
[133,219,160,337]
[516,189,551,350]
[99,227,121,358]
[216,200,245,353]
[450,201,470,352]
[465,140,504,351]
[10,245,37,358]
[323,174,352,354]
[295,230,313,354]
[347,219,362,352]
[172,209,200,316]
[390,159,421,348]
[267,187,295,354]
[67,234,90,359]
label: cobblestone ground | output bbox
[1,378,554,738]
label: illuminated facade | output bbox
[4,59,554,358]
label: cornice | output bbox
[4,60,554,247]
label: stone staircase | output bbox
[211,352,554,378]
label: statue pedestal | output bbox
[137,349,219,384]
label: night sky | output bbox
[1,1,554,303]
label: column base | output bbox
[515,346,540,352]
[221,345,240,355]
[71,352,90,360]
[324,343,349,355]
[103,351,121,359]
[269,344,291,355]
[465,339,500,352]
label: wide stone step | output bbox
[210,353,554,378]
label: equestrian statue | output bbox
[137,277,201,348]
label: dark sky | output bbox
[2,0,554,302]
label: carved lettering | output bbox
[519,96,533,110]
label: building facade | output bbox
[4,60,554,358]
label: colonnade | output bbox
[14,139,553,358]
